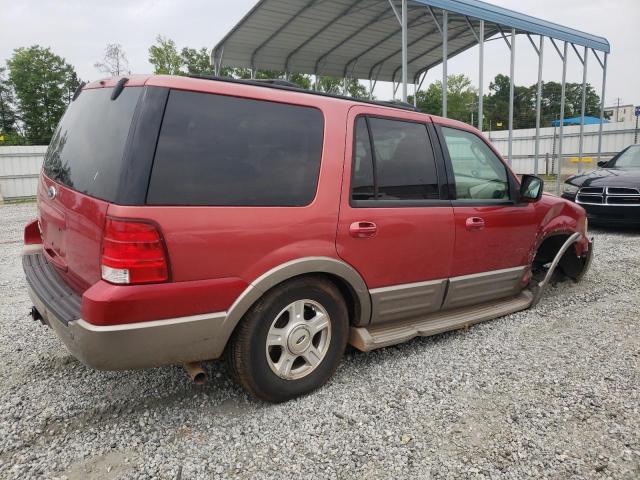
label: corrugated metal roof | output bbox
[213,0,610,83]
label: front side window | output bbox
[147,90,324,206]
[351,116,439,203]
[441,127,510,201]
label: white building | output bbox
[604,104,637,123]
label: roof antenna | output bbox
[111,77,129,100]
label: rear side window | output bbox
[351,116,439,202]
[43,87,142,201]
[351,117,375,200]
[147,90,324,206]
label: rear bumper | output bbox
[23,252,231,370]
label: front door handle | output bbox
[465,217,485,231]
[349,221,378,238]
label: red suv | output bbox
[23,75,592,402]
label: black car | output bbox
[562,144,640,225]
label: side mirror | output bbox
[597,160,608,167]
[520,175,543,203]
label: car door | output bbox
[435,124,538,309]
[336,106,455,325]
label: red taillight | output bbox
[101,217,169,285]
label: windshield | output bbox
[43,87,142,201]
[608,145,640,169]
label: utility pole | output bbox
[612,97,622,122]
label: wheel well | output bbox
[533,234,585,281]
[315,273,362,326]
[255,272,363,327]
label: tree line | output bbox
[0,37,605,146]
[410,73,606,130]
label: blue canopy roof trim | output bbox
[212,0,610,83]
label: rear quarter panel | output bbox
[108,82,350,285]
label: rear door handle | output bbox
[349,221,378,238]
[465,217,485,231]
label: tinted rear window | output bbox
[351,116,439,202]
[147,90,324,206]
[43,87,141,201]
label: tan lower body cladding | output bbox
[353,266,531,352]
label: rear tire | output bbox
[227,276,349,402]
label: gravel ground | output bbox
[0,201,638,480]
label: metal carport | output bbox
[212,0,610,189]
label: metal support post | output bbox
[578,46,589,173]
[401,0,408,102]
[508,28,516,166]
[597,52,608,164]
[478,20,484,131]
[534,36,544,175]
[442,10,448,117]
[556,41,568,195]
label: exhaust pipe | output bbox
[183,362,207,385]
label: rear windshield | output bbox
[146,90,324,206]
[43,87,142,201]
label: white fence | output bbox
[0,146,47,201]
[487,120,638,175]
[0,121,638,200]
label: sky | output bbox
[1,0,638,108]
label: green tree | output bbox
[483,74,535,130]
[148,36,182,75]
[7,46,79,144]
[0,66,18,136]
[410,82,441,115]
[482,74,603,130]
[231,68,312,90]
[289,73,312,90]
[316,76,367,98]
[409,74,477,123]
[539,81,601,126]
[181,47,213,75]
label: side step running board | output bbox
[350,290,533,352]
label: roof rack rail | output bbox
[186,74,420,113]
[375,100,418,111]
[252,78,300,88]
